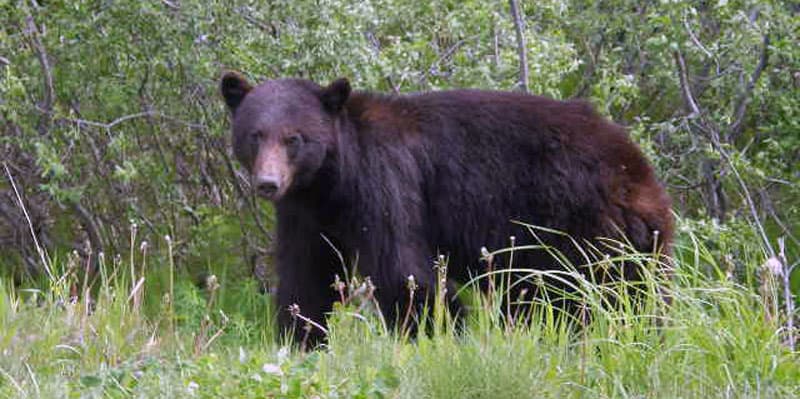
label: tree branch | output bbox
[69,201,105,271]
[778,238,795,351]
[728,34,769,142]
[57,110,206,132]
[713,141,775,258]
[672,49,701,117]
[508,0,529,92]
[683,15,714,61]
[234,7,278,37]
[492,24,500,69]
[24,13,54,136]
[214,143,274,243]
[160,0,179,10]
[419,35,478,87]
[3,162,53,279]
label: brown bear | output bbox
[221,72,673,344]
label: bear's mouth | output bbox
[255,179,280,200]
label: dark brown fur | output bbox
[221,74,673,344]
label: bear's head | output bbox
[221,72,350,202]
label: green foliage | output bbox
[0,1,798,397]
[2,0,797,277]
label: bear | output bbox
[220,72,673,344]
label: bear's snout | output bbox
[251,142,293,201]
[254,175,280,200]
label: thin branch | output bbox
[57,110,206,132]
[728,34,769,142]
[0,198,42,275]
[778,238,795,351]
[234,7,278,37]
[420,36,476,86]
[160,0,179,10]
[24,13,54,136]
[69,201,104,271]
[492,24,500,69]
[385,76,401,95]
[760,189,800,248]
[508,0,529,92]
[214,143,274,242]
[571,36,602,99]
[435,37,473,63]
[714,143,775,258]
[3,162,53,280]
[683,15,714,60]
[672,49,701,117]
[0,56,9,66]
[673,45,774,251]
[764,177,797,187]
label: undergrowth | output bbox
[0,223,797,398]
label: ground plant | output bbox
[1,0,798,397]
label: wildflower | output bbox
[186,381,199,395]
[262,363,283,376]
[406,275,418,292]
[239,346,247,364]
[206,275,220,292]
[764,257,783,277]
[288,303,301,318]
[276,346,290,363]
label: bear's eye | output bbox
[285,134,304,148]
[249,131,262,142]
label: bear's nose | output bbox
[255,176,280,199]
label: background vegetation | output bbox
[0,0,798,397]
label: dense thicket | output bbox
[1,1,797,290]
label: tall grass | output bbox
[0,223,797,398]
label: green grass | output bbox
[0,228,798,398]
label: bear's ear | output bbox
[321,78,351,113]
[221,71,253,112]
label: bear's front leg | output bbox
[355,233,463,335]
[274,211,339,347]
[276,268,336,347]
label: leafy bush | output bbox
[0,1,797,396]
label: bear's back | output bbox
[346,88,672,266]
